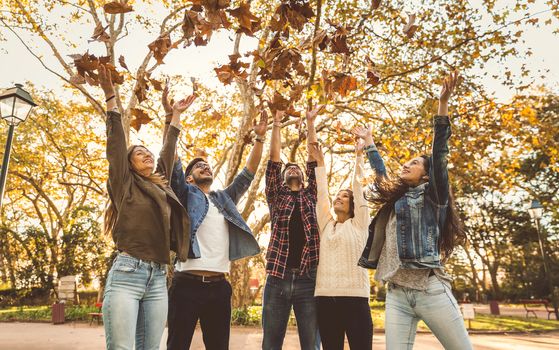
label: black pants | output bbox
[167,273,232,350]
[316,296,373,350]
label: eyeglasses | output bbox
[193,162,211,172]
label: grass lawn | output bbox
[0,305,100,322]
[1,303,558,332]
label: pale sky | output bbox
[0,1,558,103]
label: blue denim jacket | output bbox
[359,116,451,269]
[171,159,260,261]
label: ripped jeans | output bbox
[384,275,473,350]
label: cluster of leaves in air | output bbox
[68,0,420,132]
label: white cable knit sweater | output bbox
[314,155,371,298]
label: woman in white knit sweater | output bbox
[308,140,372,350]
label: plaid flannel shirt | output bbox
[265,160,320,279]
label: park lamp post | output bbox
[0,84,37,209]
[528,199,559,320]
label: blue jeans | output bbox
[102,253,168,350]
[385,276,473,350]
[262,268,320,350]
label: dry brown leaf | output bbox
[148,34,173,64]
[118,55,129,71]
[91,23,111,43]
[130,108,152,132]
[103,1,134,15]
[372,0,381,10]
[228,2,261,36]
[403,14,419,38]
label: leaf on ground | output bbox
[130,108,152,132]
[103,1,134,15]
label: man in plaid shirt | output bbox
[262,106,323,350]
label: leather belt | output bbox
[177,271,226,283]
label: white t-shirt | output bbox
[176,196,230,273]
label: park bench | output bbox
[88,302,103,325]
[519,299,554,319]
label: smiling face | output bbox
[188,160,214,186]
[283,164,303,187]
[333,189,354,218]
[399,156,429,187]
[129,146,154,176]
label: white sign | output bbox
[460,303,475,320]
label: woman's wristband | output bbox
[255,137,265,143]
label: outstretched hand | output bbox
[439,70,459,103]
[273,109,285,124]
[306,104,324,124]
[98,64,115,98]
[351,125,372,140]
[172,95,197,115]
[308,143,325,166]
[162,78,173,115]
[254,110,268,137]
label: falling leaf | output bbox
[214,54,250,85]
[103,1,134,15]
[403,14,419,38]
[334,121,354,144]
[372,0,381,10]
[130,108,152,131]
[228,2,261,36]
[366,57,381,86]
[327,20,351,54]
[268,91,291,114]
[149,79,163,91]
[118,55,129,71]
[91,23,111,43]
[243,134,253,144]
[134,75,149,103]
[271,1,314,34]
[148,33,173,64]
[211,111,223,120]
[332,73,357,97]
[194,148,208,157]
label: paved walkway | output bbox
[473,304,557,320]
[0,322,558,349]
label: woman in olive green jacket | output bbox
[98,65,194,350]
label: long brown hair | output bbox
[367,155,465,259]
[336,189,355,219]
[103,145,168,236]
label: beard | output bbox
[286,174,302,186]
[194,175,214,186]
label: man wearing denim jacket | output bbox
[165,110,268,350]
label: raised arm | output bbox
[270,110,283,162]
[308,143,332,233]
[157,97,196,183]
[161,78,173,143]
[352,125,387,177]
[246,110,267,174]
[99,65,128,202]
[430,71,459,205]
[306,105,323,162]
[351,140,371,232]
[266,110,285,205]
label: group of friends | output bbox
[97,63,472,350]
